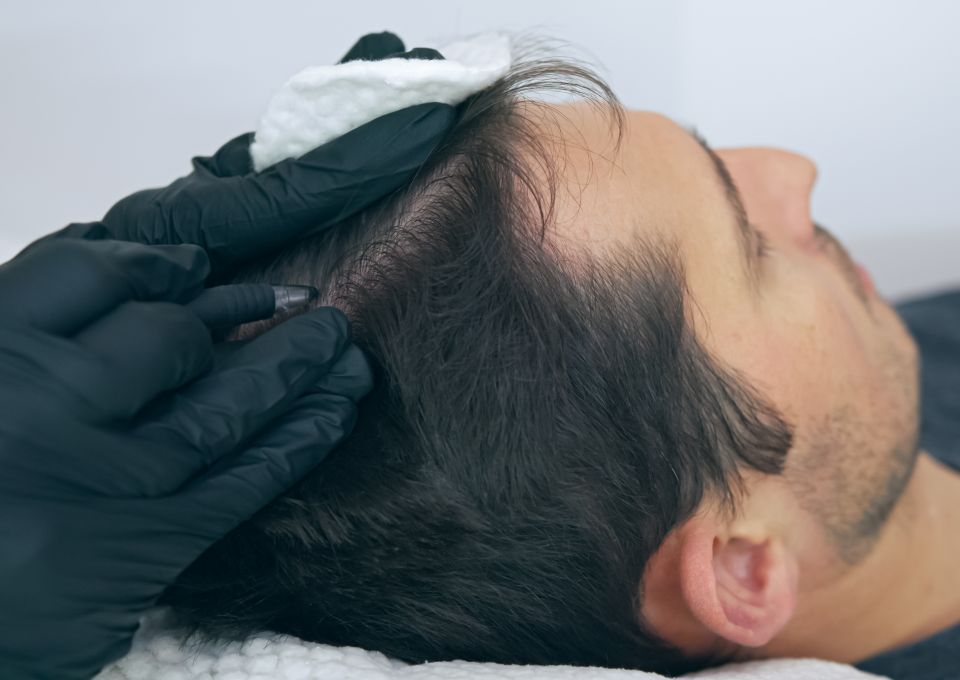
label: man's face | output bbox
[545,104,920,567]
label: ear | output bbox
[677,516,799,648]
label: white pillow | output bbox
[96,612,886,680]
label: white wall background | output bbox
[1,0,957,299]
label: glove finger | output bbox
[200,102,456,274]
[98,103,455,277]
[0,238,209,335]
[172,391,357,538]
[190,132,255,179]
[388,47,445,61]
[71,301,213,419]
[339,31,405,63]
[0,339,196,497]
[133,307,371,470]
[60,344,369,497]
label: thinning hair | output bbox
[162,44,793,675]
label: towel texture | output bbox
[95,612,886,680]
[249,33,511,171]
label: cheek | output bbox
[759,293,920,540]
[689,246,910,431]
[727,292,877,431]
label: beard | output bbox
[785,318,921,567]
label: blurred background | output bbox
[1,0,957,300]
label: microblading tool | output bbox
[187,284,319,329]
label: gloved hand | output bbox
[51,32,455,279]
[0,237,372,679]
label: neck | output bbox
[757,451,960,663]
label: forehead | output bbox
[543,105,722,258]
[537,103,756,344]
[543,104,742,268]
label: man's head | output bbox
[162,50,920,674]
[560,105,921,657]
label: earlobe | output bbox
[678,518,799,648]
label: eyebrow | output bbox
[684,126,760,289]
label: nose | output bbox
[715,148,818,248]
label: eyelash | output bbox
[753,227,772,259]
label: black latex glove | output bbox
[0,237,372,679]
[52,32,453,279]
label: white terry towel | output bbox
[249,33,512,172]
[95,611,888,680]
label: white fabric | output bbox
[96,612,886,680]
[249,33,512,171]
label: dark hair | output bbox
[162,44,793,675]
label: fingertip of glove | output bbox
[400,47,445,61]
[310,305,350,333]
[340,31,406,63]
[201,132,256,177]
[155,243,212,289]
[178,242,213,275]
[314,344,375,401]
[285,306,352,351]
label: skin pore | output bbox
[541,102,960,665]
